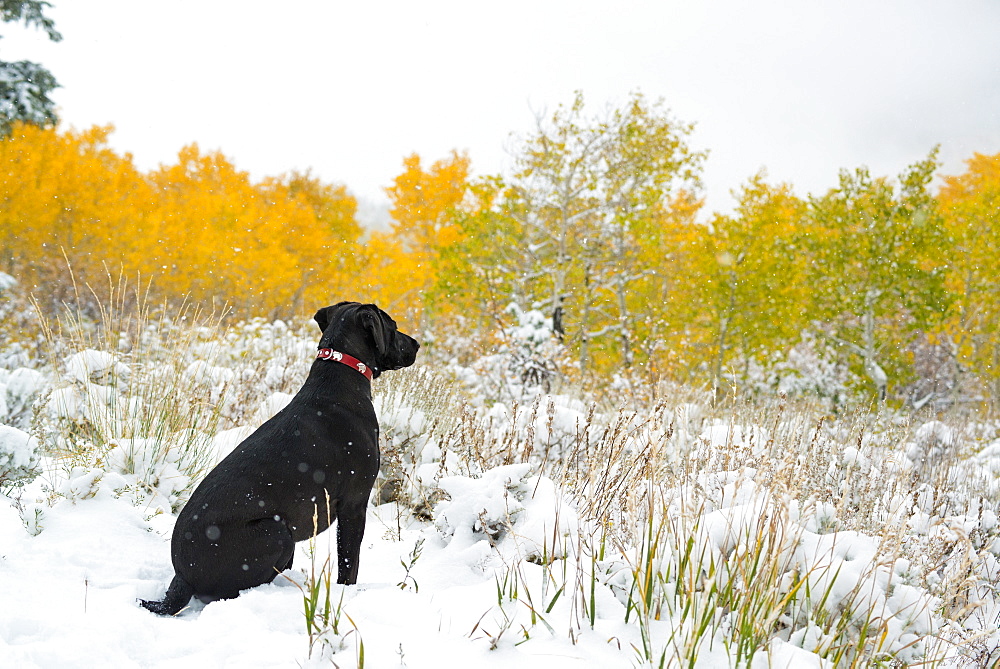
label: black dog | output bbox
[140,302,419,615]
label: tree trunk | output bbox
[862,288,887,401]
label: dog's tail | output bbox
[140,574,195,616]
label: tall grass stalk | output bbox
[286,495,350,661]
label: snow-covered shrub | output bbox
[66,348,131,385]
[459,303,565,405]
[745,332,854,408]
[372,366,459,511]
[1,367,46,429]
[57,466,110,502]
[0,423,41,491]
[434,464,532,544]
[209,317,317,426]
[906,420,957,466]
[39,348,211,510]
[37,314,247,509]
[432,463,578,562]
[477,393,593,464]
[250,391,293,426]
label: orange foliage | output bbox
[351,232,425,326]
[363,151,472,327]
[0,123,150,303]
[387,151,469,252]
[1,124,360,319]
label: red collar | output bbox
[316,349,374,381]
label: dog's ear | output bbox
[361,308,387,355]
[314,306,331,333]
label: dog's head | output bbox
[313,302,419,378]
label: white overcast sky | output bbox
[4,0,999,222]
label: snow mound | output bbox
[66,349,130,385]
[0,367,41,423]
[0,423,41,488]
[434,464,578,561]
[252,392,293,425]
[184,360,236,386]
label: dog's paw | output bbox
[138,598,167,614]
[138,597,187,616]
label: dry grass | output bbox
[28,273,314,508]
[375,372,1000,666]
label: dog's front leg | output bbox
[335,504,367,584]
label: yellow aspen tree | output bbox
[257,171,361,319]
[939,152,1000,404]
[146,144,265,309]
[0,123,150,307]
[805,152,950,402]
[380,151,471,327]
[353,231,424,327]
[467,91,705,377]
[698,175,808,393]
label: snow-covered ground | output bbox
[2,302,1000,667]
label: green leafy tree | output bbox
[431,174,527,347]
[586,94,704,371]
[805,150,950,401]
[1,0,61,137]
[699,174,808,393]
[459,91,705,375]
